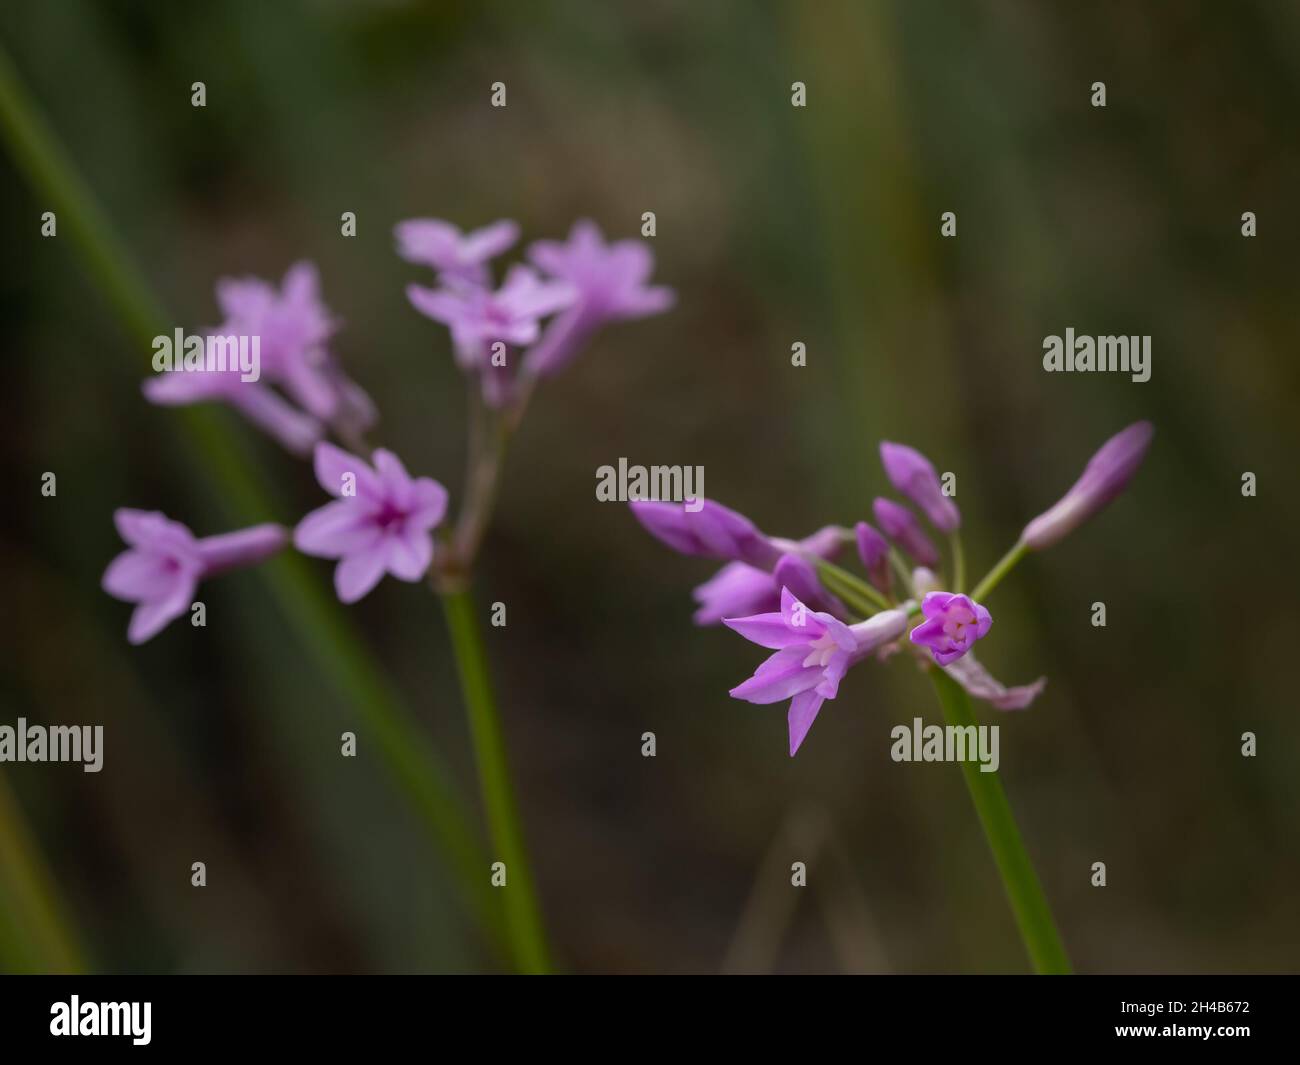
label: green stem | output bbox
[821,575,886,619]
[0,773,85,973]
[440,587,552,974]
[0,43,503,956]
[814,560,889,618]
[928,670,1071,974]
[949,532,965,594]
[888,548,914,595]
[970,541,1028,603]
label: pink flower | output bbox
[854,520,892,595]
[1021,421,1154,550]
[872,497,940,568]
[394,218,520,286]
[143,262,376,452]
[629,498,781,570]
[102,510,287,644]
[725,588,910,755]
[406,264,576,370]
[524,220,675,376]
[294,443,448,603]
[909,591,993,666]
[213,262,344,421]
[144,369,323,456]
[879,441,960,532]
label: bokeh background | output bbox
[2,0,1298,974]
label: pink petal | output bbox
[721,611,803,649]
[294,501,383,558]
[691,562,776,626]
[405,283,464,324]
[102,550,181,602]
[410,478,449,530]
[372,449,414,509]
[127,579,196,644]
[943,653,1046,711]
[384,529,434,581]
[462,219,520,260]
[333,547,388,603]
[778,586,825,638]
[313,442,379,500]
[787,690,825,756]
[730,648,821,705]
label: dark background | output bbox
[1,0,1297,973]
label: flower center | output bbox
[373,503,407,531]
[942,606,976,646]
[801,631,838,670]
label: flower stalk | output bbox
[813,558,891,615]
[928,669,1071,974]
[949,531,965,594]
[0,46,507,959]
[632,425,1149,971]
[440,587,552,974]
[970,541,1028,603]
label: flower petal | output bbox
[773,553,845,621]
[126,579,196,644]
[294,500,383,558]
[384,528,434,582]
[944,652,1046,711]
[729,648,822,705]
[372,448,414,510]
[787,690,825,756]
[721,610,803,649]
[334,547,388,603]
[692,562,776,626]
[462,219,520,261]
[103,550,181,602]
[313,442,379,500]
[778,586,825,638]
[410,477,450,530]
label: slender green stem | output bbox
[949,532,965,593]
[888,548,914,595]
[814,559,890,614]
[818,571,886,619]
[0,773,85,973]
[970,541,1028,603]
[440,587,552,974]
[928,670,1071,974]
[0,44,503,956]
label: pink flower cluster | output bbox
[633,425,1152,755]
[104,218,673,642]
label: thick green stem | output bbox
[0,774,85,973]
[928,670,1071,974]
[0,44,503,956]
[440,587,552,974]
[970,541,1028,603]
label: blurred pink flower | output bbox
[294,443,448,603]
[103,509,286,644]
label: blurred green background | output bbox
[2,0,1298,973]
